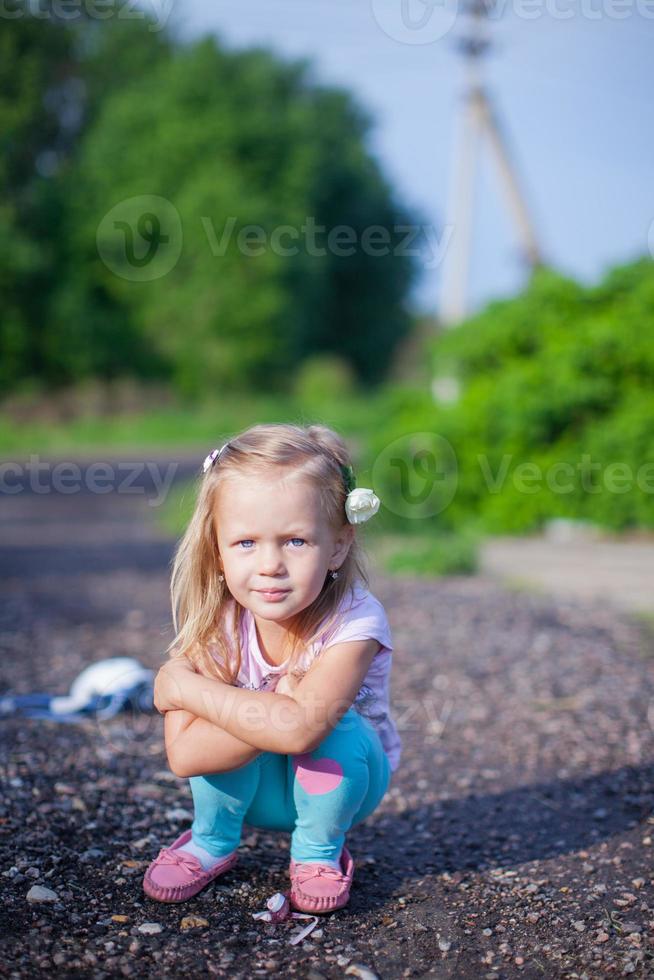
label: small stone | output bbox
[165,808,193,822]
[26,885,58,904]
[482,928,493,936]
[526,913,540,924]
[111,915,129,924]
[573,921,586,932]
[631,878,645,890]
[345,966,380,980]
[180,916,209,930]
[615,895,637,907]
[54,782,75,795]
[596,931,610,943]
[137,922,163,935]
[438,939,452,952]
[25,868,40,879]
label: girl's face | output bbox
[213,470,353,627]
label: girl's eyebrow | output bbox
[229,527,313,539]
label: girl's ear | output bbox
[332,524,355,565]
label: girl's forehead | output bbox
[214,471,322,520]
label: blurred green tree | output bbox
[56,36,419,395]
[0,2,173,389]
[2,7,418,395]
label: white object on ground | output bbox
[50,657,154,715]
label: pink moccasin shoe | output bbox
[142,829,238,903]
[289,846,354,914]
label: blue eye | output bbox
[236,538,305,549]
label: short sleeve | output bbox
[322,589,393,655]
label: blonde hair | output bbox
[167,422,370,682]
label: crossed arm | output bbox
[156,638,381,778]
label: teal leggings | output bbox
[189,707,391,864]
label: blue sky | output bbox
[160,1,654,317]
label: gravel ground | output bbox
[1,463,653,978]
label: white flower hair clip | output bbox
[203,442,230,474]
[339,463,380,524]
[345,487,380,524]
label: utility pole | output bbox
[439,3,543,327]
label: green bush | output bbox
[292,354,356,407]
[380,531,479,577]
[370,258,654,534]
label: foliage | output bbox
[370,259,654,534]
[1,8,418,395]
[370,530,479,577]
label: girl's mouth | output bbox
[256,589,290,602]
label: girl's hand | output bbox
[154,657,198,715]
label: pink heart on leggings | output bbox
[292,754,344,795]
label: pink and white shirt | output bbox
[221,583,402,772]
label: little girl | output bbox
[143,422,402,914]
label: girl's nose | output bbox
[259,549,285,575]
